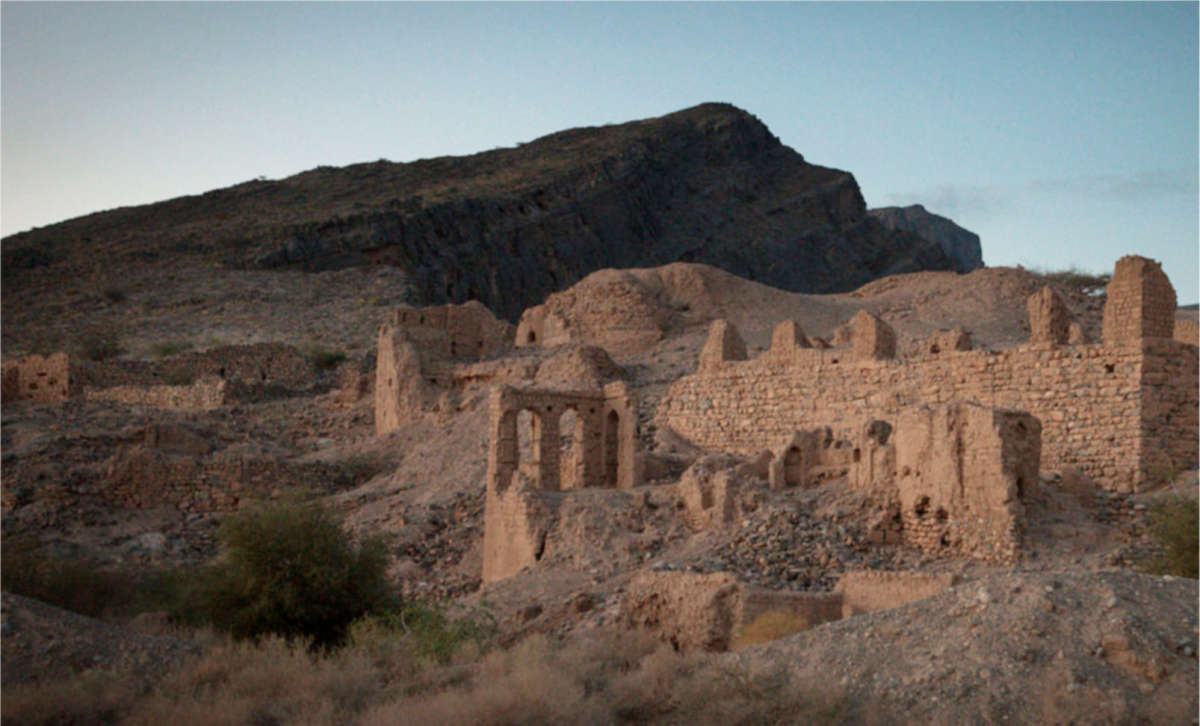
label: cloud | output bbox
[1030,168,1198,202]
[883,183,1009,217]
[886,168,1197,218]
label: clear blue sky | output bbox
[3,2,1197,302]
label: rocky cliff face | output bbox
[868,204,984,273]
[3,103,955,321]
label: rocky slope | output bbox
[869,203,984,272]
[2,103,958,323]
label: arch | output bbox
[604,409,620,487]
[783,446,804,487]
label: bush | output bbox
[357,601,496,664]
[180,503,394,648]
[150,340,193,359]
[1139,494,1199,578]
[103,286,128,304]
[305,345,347,372]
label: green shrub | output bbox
[102,286,128,304]
[355,601,496,664]
[180,503,394,649]
[150,340,193,359]
[1139,494,1199,579]
[306,345,348,371]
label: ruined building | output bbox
[659,256,1197,495]
[482,383,641,582]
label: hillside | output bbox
[2,103,957,323]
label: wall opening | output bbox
[605,410,620,487]
[783,446,803,487]
[517,409,539,486]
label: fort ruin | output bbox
[659,256,1197,494]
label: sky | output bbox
[3,2,1197,302]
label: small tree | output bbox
[188,503,394,648]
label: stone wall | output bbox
[85,376,228,411]
[102,445,343,513]
[659,332,1195,493]
[388,300,514,363]
[621,571,745,652]
[1102,256,1176,345]
[1,353,70,404]
[894,403,1039,564]
[659,256,1197,493]
[1175,319,1199,348]
[76,343,316,391]
[835,570,960,618]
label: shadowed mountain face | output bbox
[868,204,984,273]
[2,103,958,321]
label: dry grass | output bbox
[2,625,844,726]
[732,609,814,649]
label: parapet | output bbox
[851,310,895,361]
[1027,286,1071,347]
[1102,255,1177,345]
[698,319,748,371]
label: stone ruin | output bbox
[482,382,641,583]
[621,569,960,652]
[2,353,70,404]
[375,301,515,434]
[2,343,316,410]
[659,256,1197,494]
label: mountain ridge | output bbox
[3,103,960,321]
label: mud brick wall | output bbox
[621,571,744,652]
[103,446,342,513]
[75,343,316,392]
[2,353,70,403]
[835,570,959,618]
[658,340,1196,492]
[85,376,228,411]
[389,300,514,363]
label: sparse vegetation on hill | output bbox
[1027,265,1111,297]
[1139,494,1199,579]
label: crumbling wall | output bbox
[852,310,896,361]
[103,443,343,513]
[85,376,228,411]
[894,402,1039,564]
[388,300,513,362]
[1028,286,1071,347]
[2,353,70,404]
[375,324,435,435]
[676,455,745,530]
[486,383,639,494]
[514,270,670,354]
[621,571,744,652]
[835,570,960,618]
[1102,255,1176,345]
[481,473,559,583]
[739,587,844,633]
[482,382,641,583]
[660,276,1196,493]
[1175,319,1199,347]
[75,343,316,391]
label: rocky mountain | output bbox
[868,204,984,273]
[2,103,957,322]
